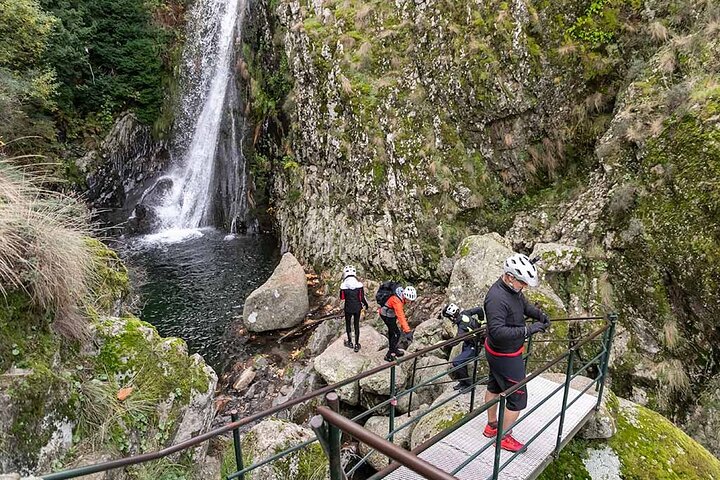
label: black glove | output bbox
[527,322,547,335]
[403,330,414,343]
[540,312,550,326]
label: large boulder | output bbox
[539,398,720,480]
[447,233,512,307]
[240,418,328,480]
[397,356,448,414]
[410,386,480,449]
[313,327,388,405]
[407,315,455,356]
[243,253,309,332]
[306,317,344,356]
[359,355,409,397]
[447,234,565,314]
[530,243,583,273]
[358,408,424,471]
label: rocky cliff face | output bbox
[244,0,720,452]
[251,0,675,278]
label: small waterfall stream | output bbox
[138,0,250,236]
[120,0,278,374]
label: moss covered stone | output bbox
[540,399,720,480]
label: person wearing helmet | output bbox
[482,253,551,453]
[340,265,369,352]
[441,303,486,390]
[379,285,417,362]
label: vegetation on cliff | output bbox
[0,0,185,176]
[0,156,215,478]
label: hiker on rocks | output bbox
[340,265,369,352]
[441,303,485,391]
[482,253,550,453]
[376,282,417,362]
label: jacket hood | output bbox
[341,276,364,289]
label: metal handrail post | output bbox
[596,313,617,410]
[492,395,507,479]
[325,392,344,480]
[407,357,418,417]
[469,355,479,412]
[230,411,245,480]
[525,334,533,369]
[389,365,397,445]
[554,348,575,456]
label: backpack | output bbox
[376,281,402,307]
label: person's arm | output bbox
[485,296,527,341]
[360,287,369,309]
[340,288,345,300]
[462,306,485,322]
[389,296,411,333]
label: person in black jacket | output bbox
[339,265,369,352]
[482,253,550,453]
[441,303,485,390]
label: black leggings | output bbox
[345,311,361,344]
[381,315,401,355]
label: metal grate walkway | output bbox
[385,376,598,480]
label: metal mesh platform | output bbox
[385,376,598,480]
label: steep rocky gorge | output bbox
[236,0,720,455]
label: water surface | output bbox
[121,228,279,373]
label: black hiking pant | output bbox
[381,314,401,357]
[345,311,361,344]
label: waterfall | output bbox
[135,0,250,237]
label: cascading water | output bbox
[136,0,250,237]
[120,0,282,375]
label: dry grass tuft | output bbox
[658,358,690,396]
[0,158,94,339]
[340,74,353,95]
[355,4,373,28]
[658,49,677,74]
[663,318,680,349]
[649,115,667,137]
[557,43,577,57]
[649,21,670,43]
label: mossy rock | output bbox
[540,399,720,480]
[239,419,328,480]
[85,237,130,312]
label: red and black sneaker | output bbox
[483,424,498,438]
[500,433,527,453]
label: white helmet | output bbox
[503,253,539,287]
[443,303,460,318]
[343,265,356,279]
[403,286,417,301]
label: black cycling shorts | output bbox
[485,346,528,411]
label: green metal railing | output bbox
[315,314,617,480]
[43,314,615,480]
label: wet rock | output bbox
[242,253,309,332]
[313,327,387,405]
[233,368,256,392]
[85,112,170,228]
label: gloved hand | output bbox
[527,322,547,335]
[403,329,414,343]
[540,312,550,327]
